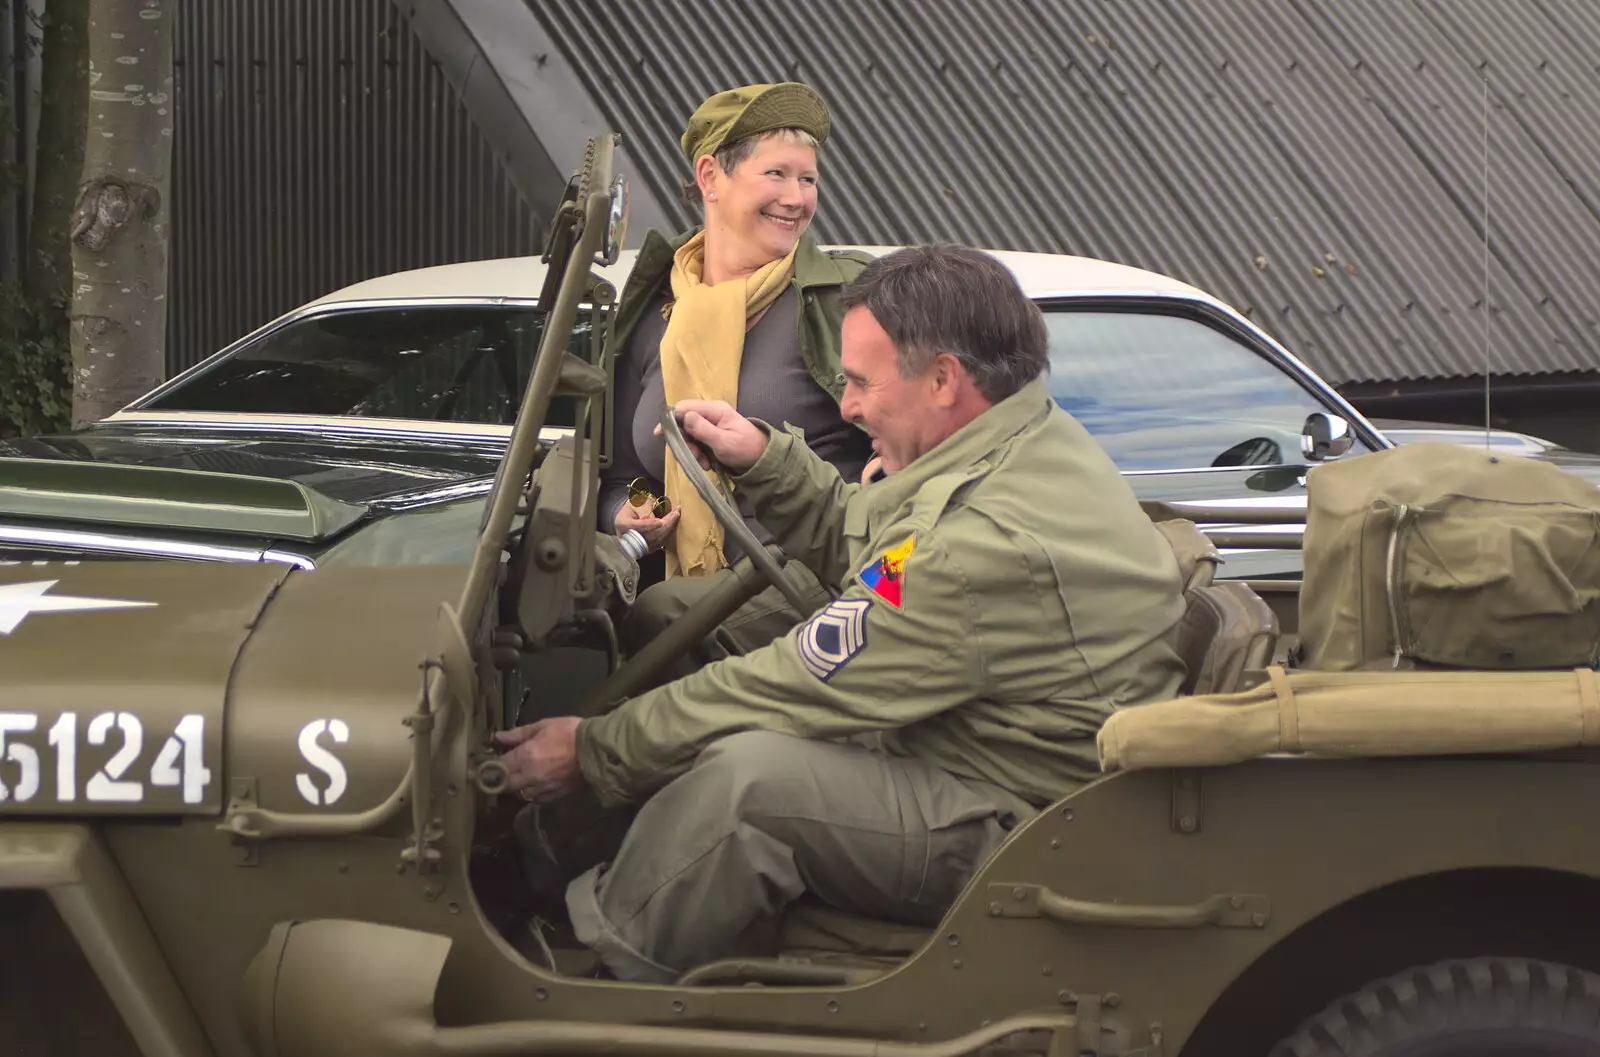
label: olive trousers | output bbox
[564,731,1021,983]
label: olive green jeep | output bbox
[6,136,1600,1057]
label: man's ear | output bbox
[931,353,966,408]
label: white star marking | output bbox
[0,580,158,635]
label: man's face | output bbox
[838,306,938,474]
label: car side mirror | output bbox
[1301,412,1355,462]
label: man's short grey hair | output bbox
[681,128,821,207]
[840,244,1049,402]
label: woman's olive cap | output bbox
[679,82,830,164]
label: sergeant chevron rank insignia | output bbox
[798,598,872,682]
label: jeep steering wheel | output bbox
[658,404,811,613]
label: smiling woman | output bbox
[598,82,876,675]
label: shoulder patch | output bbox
[797,597,872,682]
[859,535,916,609]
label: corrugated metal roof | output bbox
[528,0,1600,386]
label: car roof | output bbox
[303,245,1220,309]
[1369,417,1559,446]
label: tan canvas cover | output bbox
[1098,665,1600,772]
[1297,442,1600,671]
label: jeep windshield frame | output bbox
[457,135,621,633]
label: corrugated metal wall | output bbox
[531,0,1600,386]
[169,0,542,371]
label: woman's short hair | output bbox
[681,128,820,207]
[840,244,1050,403]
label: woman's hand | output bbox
[615,499,680,551]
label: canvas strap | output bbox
[1266,665,1302,752]
[1577,667,1600,745]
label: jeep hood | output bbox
[0,457,370,542]
[0,425,504,543]
[0,560,468,817]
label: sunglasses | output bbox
[627,477,672,518]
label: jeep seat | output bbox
[1154,518,1222,594]
[1175,582,1280,696]
[1155,518,1278,694]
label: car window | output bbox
[1043,307,1371,472]
[144,305,593,426]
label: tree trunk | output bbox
[25,0,89,336]
[69,0,172,426]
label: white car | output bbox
[3,248,1386,576]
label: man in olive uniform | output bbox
[496,244,1187,982]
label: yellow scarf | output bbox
[659,230,797,577]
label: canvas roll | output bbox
[1097,665,1600,772]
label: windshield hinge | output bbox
[398,660,446,874]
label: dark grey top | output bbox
[601,286,872,557]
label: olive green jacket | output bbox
[606,228,872,401]
[577,380,1189,812]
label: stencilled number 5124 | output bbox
[0,711,211,806]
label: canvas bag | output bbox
[1297,442,1600,671]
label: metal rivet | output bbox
[1061,807,1075,821]
[1012,887,1027,900]
[337,862,349,874]
[446,782,460,797]
[535,988,548,1001]
[447,902,461,915]
[1229,896,1244,910]
[1041,965,1053,977]
[952,958,963,969]
[672,1000,686,1014]
[988,903,1002,916]
[1252,912,1268,927]
[1178,816,1198,833]
[1104,993,1122,1009]
[826,1000,840,1014]
[1049,838,1061,849]
[946,934,960,947]
[1057,989,1075,1005]
[918,1022,928,1033]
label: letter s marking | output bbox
[295,719,349,806]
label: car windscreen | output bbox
[143,305,592,426]
[1043,306,1372,472]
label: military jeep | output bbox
[6,136,1600,1057]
